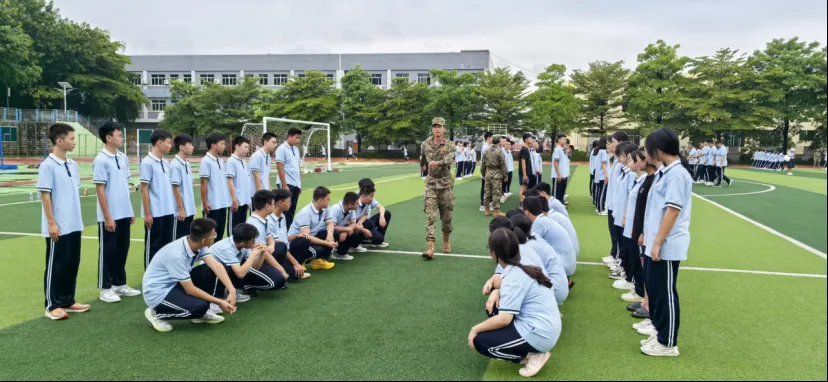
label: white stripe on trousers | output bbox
[172,218,178,241]
[489,338,528,361]
[667,260,676,347]
[248,268,275,289]
[157,300,191,319]
[145,226,151,268]
[98,223,104,289]
[46,238,55,310]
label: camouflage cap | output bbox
[432,117,446,126]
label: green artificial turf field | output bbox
[0,162,825,380]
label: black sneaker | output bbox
[246,289,259,298]
[568,280,575,290]
[627,302,642,312]
[632,307,650,319]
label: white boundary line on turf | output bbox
[692,193,828,260]
[2,232,824,279]
[695,180,776,197]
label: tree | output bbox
[526,64,579,137]
[625,41,691,134]
[749,37,825,152]
[255,70,341,136]
[571,60,631,133]
[476,67,530,129]
[808,47,827,151]
[363,78,431,145]
[161,77,261,138]
[427,70,480,138]
[340,66,384,150]
[0,24,41,90]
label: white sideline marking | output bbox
[692,193,827,260]
[695,180,776,197]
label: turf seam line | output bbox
[692,193,828,260]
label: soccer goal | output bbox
[487,124,509,137]
[243,118,332,172]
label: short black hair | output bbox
[97,121,123,143]
[232,223,259,244]
[206,133,227,151]
[555,133,567,141]
[287,127,302,137]
[342,192,359,205]
[534,182,551,195]
[484,131,493,139]
[313,186,331,201]
[173,134,193,151]
[523,133,534,142]
[506,208,525,219]
[358,178,375,188]
[569,145,575,151]
[150,129,173,146]
[251,190,275,211]
[359,185,376,196]
[523,188,541,199]
[48,123,75,145]
[233,136,250,149]
[611,131,629,143]
[262,132,278,143]
[523,196,545,216]
[190,218,217,241]
[272,189,291,203]
[592,141,598,148]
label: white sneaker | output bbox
[145,309,173,332]
[613,280,635,290]
[598,211,609,216]
[208,303,224,315]
[633,319,652,330]
[637,324,658,337]
[113,285,142,297]
[602,256,615,265]
[332,254,354,261]
[100,289,122,303]
[352,245,368,252]
[479,206,485,212]
[640,334,657,347]
[236,291,251,303]
[622,291,644,302]
[518,352,550,378]
[608,271,625,280]
[372,242,390,248]
[641,341,680,357]
[192,312,225,325]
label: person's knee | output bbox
[191,301,210,318]
[384,210,391,220]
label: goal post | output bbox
[258,117,332,172]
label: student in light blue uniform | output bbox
[268,189,309,281]
[533,182,569,218]
[249,132,279,193]
[588,140,598,197]
[604,133,629,268]
[714,141,731,187]
[140,129,176,268]
[610,143,638,280]
[688,144,698,180]
[227,136,253,232]
[276,127,303,228]
[523,188,579,260]
[327,192,363,260]
[523,197,576,277]
[356,178,392,247]
[142,218,237,333]
[618,149,647,301]
[550,134,570,204]
[705,140,717,184]
[640,128,693,357]
[200,133,232,240]
[470,229,561,378]
[287,186,337,271]
[208,223,286,295]
[698,142,711,183]
[592,137,610,214]
[39,124,89,321]
[170,134,197,240]
[93,122,140,304]
[509,214,570,305]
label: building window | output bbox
[169,74,179,83]
[396,73,410,79]
[151,74,166,86]
[297,73,306,78]
[418,73,431,85]
[151,100,166,111]
[200,74,215,85]
[274,74,288,86]
[258,74,269,85]
[221,74,237,86]
[183,74,192,84]
[130,73,142,85]
[371,74,383,86]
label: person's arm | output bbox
[651,207,679,261]
[521,152,529,181]
[376,204,387,228]
[173,185,186,221]
[468,311,513,350]
[141,184,153,229]
[202,256,237,307]
[96,184,116,232]
[41,192,60,241]
[262,252,289,280]
[200,178,211,213]
[277,162,288,190]
[253,170,263,191]
[553,153,562,181]
[227,176,239,212]
[602,163,610,184]
[325,221,337,247]
[230,245,265,279]
[266,235,275,255]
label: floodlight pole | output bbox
[57,82,74,117]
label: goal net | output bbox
[243,118,332,172]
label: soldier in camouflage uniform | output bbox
[482,136,508,217]
[420,117,455,260]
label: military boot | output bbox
[423,241,435,261]
[443,234,452,253]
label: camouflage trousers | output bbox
[484,173,504,210]
[424,187,454,241]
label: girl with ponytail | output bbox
[510,214,570,305]
[469,228,561,377]
[481,218,544,297]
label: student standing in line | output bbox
[629,154,659,320]
[480,132,494,212]
[268,189,310,281]
[705,140,717,185]
[171,134,197,240]
[208,224,286,298]
[688,144,698,181]
[227,136,253,232]
[589,140,598,198]
[533,182,569,218]
[287,186,338,271]
[638,127,693,357]
[94,122,140,304]
[519,134,537,205]
[533,141,543,185]
[39,124,90,321]
[403,145,409,162]
[470,144,478,177]
[523,196,576,277]
[604,132,629,268]
[200,133,232,240]
[618,149,647,301]
[455,141,465,180]
[502,140,515,199]
[249,132,279,194]
[141,129,176,268]
[697,141,711,184]
[465,142,474,178]
[610,142,638,282]
[714,141,732,187]
[551,134,570,204]
[593,137,610,215]
[277,127,304,228]
[469,229,561,378]
[142,218,237,333]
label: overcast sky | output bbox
[53,0,827,80]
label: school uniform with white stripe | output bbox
[287,203,334,263]
[200,153,232,240]
[551,146,570,204]
[715,146,731,186]
[621,172,646,291]
[611,167,633,274]
[227,155,253,233]
[249,147,276,190]
[208,237,286,292]
[276,142,303,227]
[593,149,610,212]
[93,149,135,290]
[141,153,177,268]
[606,160,624,261]
[170,156,196,239]
[38,154,84,313]
[503,147,515,194]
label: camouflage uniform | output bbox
[482,144,507,210]
[421,126,455,243]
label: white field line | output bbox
[695,180,776,197]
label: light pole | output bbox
[57,82,74,117]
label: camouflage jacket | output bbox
[421,137,455,189]
[481,145,507,179]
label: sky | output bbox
[52,0,827,81]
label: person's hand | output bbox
[219,300,237,314]
[523,175,529,183]
[281,269,290,280]
[293,263,305,279]
[339,232,347,243]
[178,208,186,222]
[105,216,116,233]
[604,179,609,185]
[203,202,212,215]
[48,222,61,242]
[251,243,266,257]
[482,279,494,296]
[363,229,373,239]
[422,166,427,173]
[231,199,239,213]
[638,234,644,247]
[144,214,153,229]
[379,216,387,229]
[326,238,338,248]
[468,330,478,351]
[282,184,290,191]
[486,290,500,315]
[557,175,562,182]
[651,243,661,262]
[131,217,136,225]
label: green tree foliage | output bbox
[340,66,384,147]
[526,64,579,136]
[255,71,341,136]
[426,70,480,136]
[476,67,529,129]
[625,41,691,134]
[0,23,40,90]
[161,77,261,137]
[749,37,826,151]
[362,78,431,145]
[571,60,630,133]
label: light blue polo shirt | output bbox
[495,243,543,275]
[267,212,289,243]
[37,154,84,237]
[612,168,634,226]
[207,237,247,266]
[287,203,332,238]
[589,150,596,174]
[226,155,252,207]
[142,237,210,309]
[532,215,576,276]
[594,150,609,182]
[276,143,302,188]
[92,149,134,222]
[199,153,231,210]
[498,265,562,353]
[502,147,514,172]
[623,173,647,239]
[140,153,176,218]
[548,198,569,218]
[170,156,196,218]
[525,237,569,305]
[706,146,716,165]
[356,199,380,220]
[551,147,570,178]
[454,146,464,163]
[548,211,579,259]
[716,146,728,167]
[644,161,693,261]
[245,214,272,245]
[327,201,356,227]
[700,146,711,165]
[689,149,698,165]
[606,162,623,211]
[249,148,275,191]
